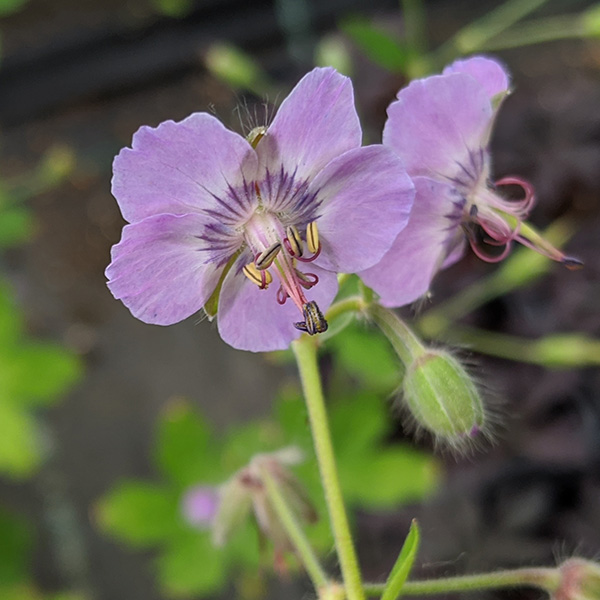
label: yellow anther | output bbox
[255,242,281,270]
[246,126,267,149]
[285,225,303,257]
[242,262,272,289]
[306,221,320,254]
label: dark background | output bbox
[1,0,599,598]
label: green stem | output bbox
[477,14,584,51]
[292,337,365,600]
[364,567,560,597]
[401,0,427,55]
[261,468,329,590]
[325,296,364,323]
[432,0,551,66]
[367,303,425,366]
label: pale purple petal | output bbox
[112,113,258,223]
[256,67,361,184]
[383,73,493,181]
[443,56,510,99]
[360,177,461,307]
[217,259,338,352]
[312,145,415,272]
[181,486,220,529]
[106,214,223,325]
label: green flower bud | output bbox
[553,559,600,600]
[402,349,485,449]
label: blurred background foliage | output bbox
[0,0,599,599]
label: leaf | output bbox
[155,401,220,486]
[340,447,438,508]
[0,507,32,585]
[0,401,41,478]
[0,206,33,248]
[381,520,420,600]
[329,324,400,391]
[95,481,179,547]
[0,341,81,407]
[0,0,29,16]
[157,529,228,597]
[341,17,410,73]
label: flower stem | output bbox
[261,468,329,590]
[325,296,364,323]
[367,303,425,366]
[363,567,560,597]
[292,336,365,600]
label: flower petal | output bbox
[112,113,258,223]
[443,56,510,99]
[106,214,223,325]
[217,259,338,352]
[256,67,361,184]
[360,177,461,307]
[383,72,493,181]
[311,145,415,273]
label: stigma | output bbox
[242,216,329,335]
[463,175,582,268]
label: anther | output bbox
[285,225,303,257]
[293,301,328,335]
[246,126,267,149]
[306,221,320,255]
[243,262,272,289]
[255,242,282,270]
[562,256,584,270]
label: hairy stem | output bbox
[292,336,365,600]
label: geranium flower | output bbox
[106,67,414,351]
[360,56,581,307]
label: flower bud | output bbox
[211,447,316,554]
[553,559,600,600]
[402,349,485,449]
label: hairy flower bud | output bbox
[402,349,485,449]
[553,559,600,600]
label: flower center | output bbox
[242,211,328,335]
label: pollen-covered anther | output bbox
[306,221,320,255]
[255,242,282,270]
[246,126,267,149]
[284,225,303,257]
[243,262,272,289]
[293,301,328,335]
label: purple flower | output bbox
[106,67,414,351]
[181,485,220,529]
[360,56,580,307]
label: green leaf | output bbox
[0,507,32,585]
[95,481,179,547]
[0,284,23,345]
[381,520,420,600]
[0,0,29,16]
[0,341,81,407]
[157,529,228,597]
[330,324,400,391]
[0,401,41,478]
[155,401,220,486]
[340,447,438,508]
[341,17,409,73]
[0,206,33,248]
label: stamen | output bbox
[293,301,328,335]
[246,126,267,149]
[255,242,282,270]
[285,225,303,257]
[295,271,319,288]
[277,286,288,305]
[243,262,272,289]
[306,221,320,255]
